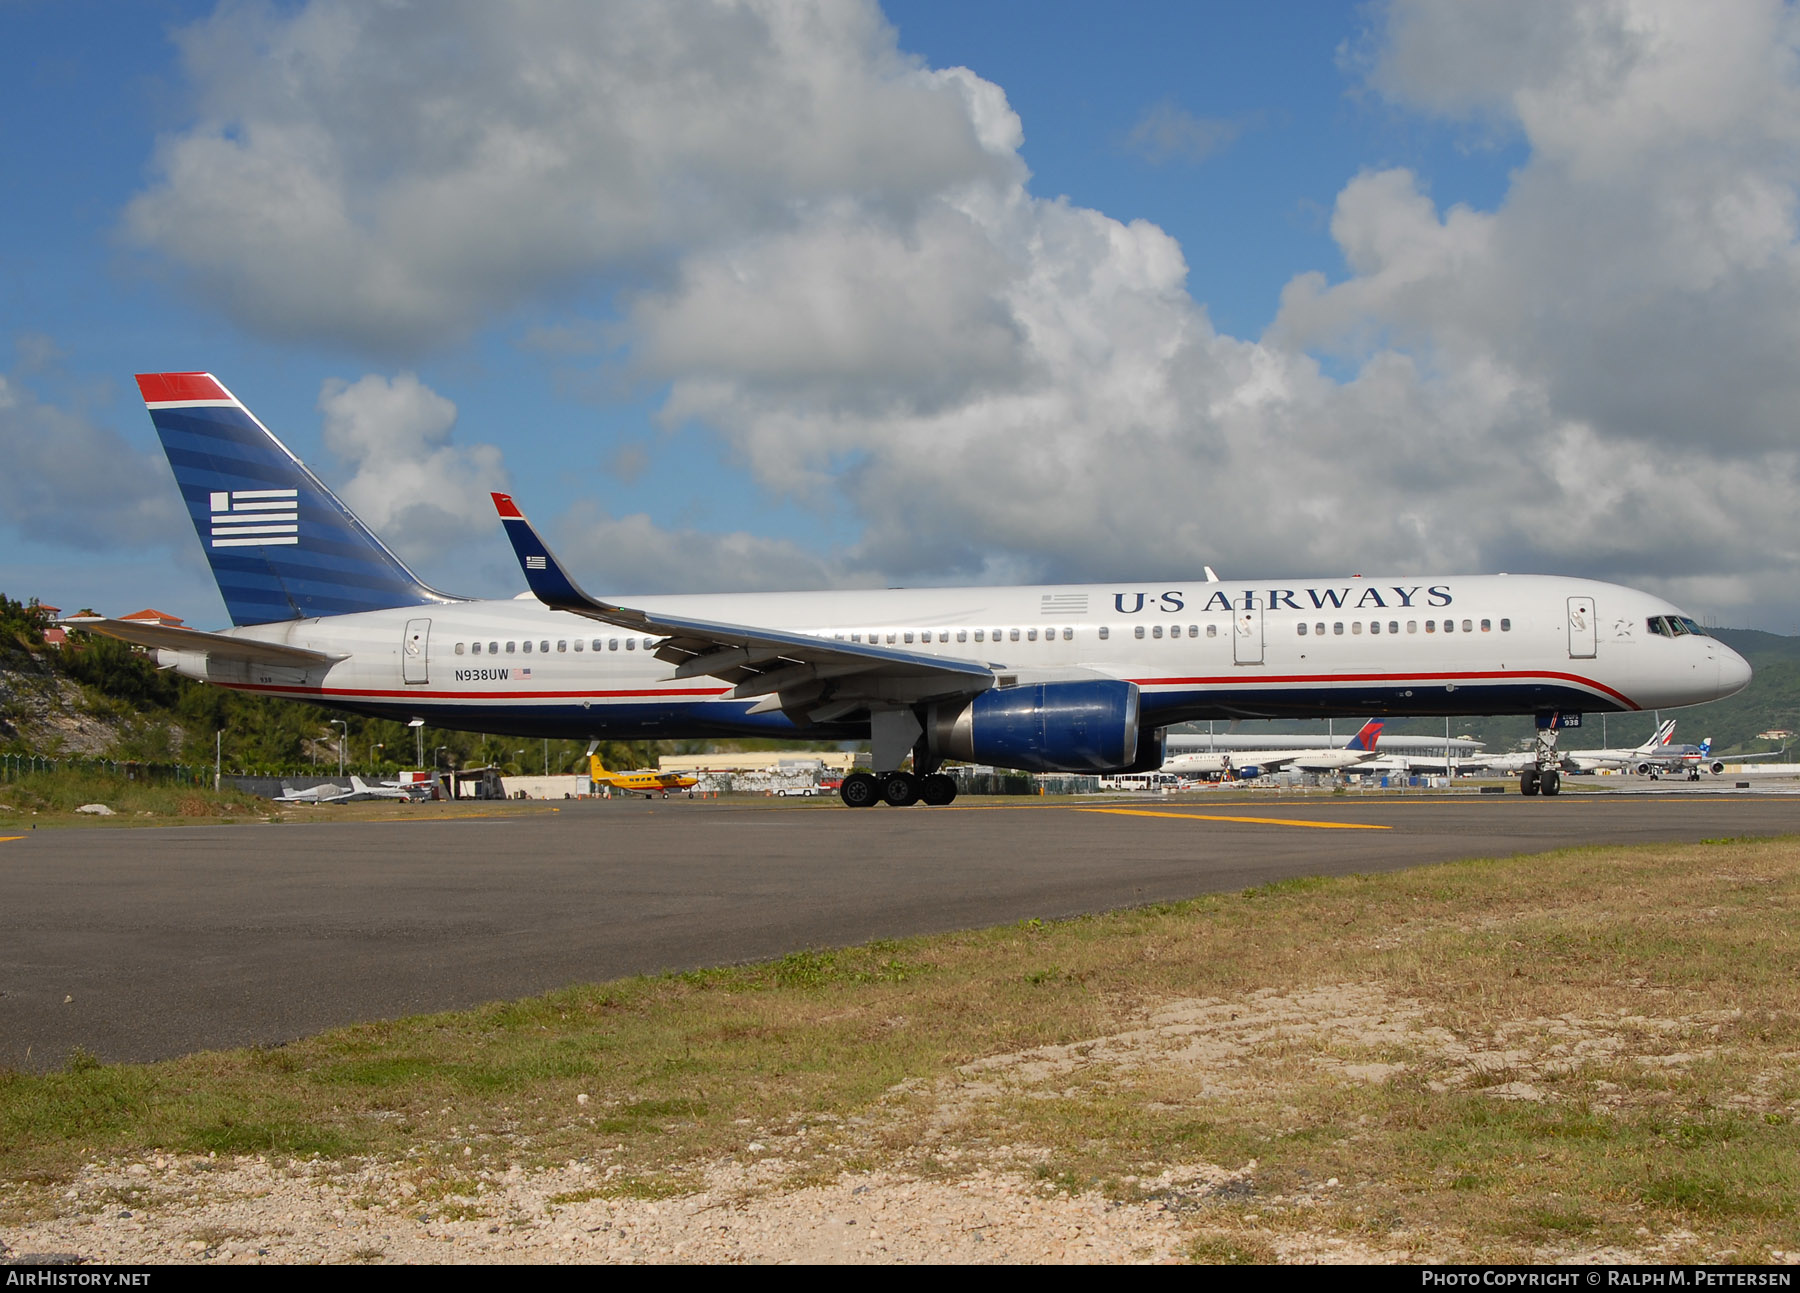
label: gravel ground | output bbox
[5,1154,1211,1264]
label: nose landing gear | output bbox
[1521,719,1563,796]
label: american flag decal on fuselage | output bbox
[210,489,298,547]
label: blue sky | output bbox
[2,0,1795,632]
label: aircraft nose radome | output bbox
[1718,645,1753,698]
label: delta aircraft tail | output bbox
[137,372,457,626]
[1346,720,1384,752]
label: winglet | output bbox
[490,492,615,617]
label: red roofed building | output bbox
[121,609,186,628]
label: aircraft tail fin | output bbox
[1346,719,1384,752]
[1700,738,1712,756]
[137,372,458,626]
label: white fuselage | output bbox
[165,574,1751,742]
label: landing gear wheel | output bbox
[1540,769,1561,796]
[839,773,880,808]
[880,771,920,807]
[919,773,957,806]
[1520,769,1540,797]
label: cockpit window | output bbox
[1677,616,1709,637]
[1667,616,1690,636]
[1647,617,1671,637]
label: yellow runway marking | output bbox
[0,836,24,843]
[1079,808,1391,830]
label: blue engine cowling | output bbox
[927,680,1140,773]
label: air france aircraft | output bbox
[68,372,1752,807]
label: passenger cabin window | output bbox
[608,639,619,651]
[1134,625,1146,639]
[1444,620,1455,634]
[957,629,967,642]
[522,641,532,653]
[506,641,516,653]
[1407,621,1417,633]
[1028,628,1038,641]
[1352,622,1362,635]
[1425,621,1435,633]
[1461,620,1472,634]
[974,629,985,642]
[1333,622,1344,635]
[1315,623,1325,636]
[1207,624,1218,638]
[625,639,635,650]
[1500,619,1511,632]
[1480,620,1491,632]
[903,631,914,644]
[455,642,465,654]
[1010,628,1021,642]
[1098,626,1109,640]
[1369,621,1380,634]
[1298,623,1308,636]
[573,639,583,652]
[1063,627,1074,640]
[557,640,567,652]
[941,631,950,642]
[1389,621,1399,634]
[489,641,499,654]
[1188,625,1198,638]
[1152,625,1162,639]
[472,642,482,654]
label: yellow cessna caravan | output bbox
[589,756,699,799]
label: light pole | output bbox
[410,718,425,769]
[329,720,347,779]
[543,738,549,776]
[215,729,223,794]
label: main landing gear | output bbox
[839,771,958,808]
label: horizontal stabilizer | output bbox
[63,616,340,667]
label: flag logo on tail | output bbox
[210,489,298,548]
[526,556,547,570]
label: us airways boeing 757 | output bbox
[68,372,1751,807]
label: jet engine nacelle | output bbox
[1710,761,1725,775]
[928,680,1139,774]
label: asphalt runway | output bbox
[3,792,1797,1070]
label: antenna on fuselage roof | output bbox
[1203,566,1220,582]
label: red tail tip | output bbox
[491,492,523,519]
[136,372,228,404]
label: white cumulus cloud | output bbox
[318,372,510,561]
[121,0,1800,628]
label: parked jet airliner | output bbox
[68,373,1752,806]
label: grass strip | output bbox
[2,835,1796,1261]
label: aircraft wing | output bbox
[63,617,339,668]
[492,494,995,715]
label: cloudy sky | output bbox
[3,0,1797,631]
